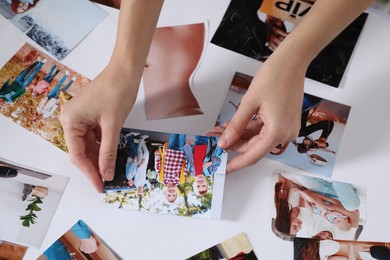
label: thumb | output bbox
[99,121,120,181]
[217,100,258,149]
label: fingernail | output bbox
[104,168,114,181]
[217,135,227,148]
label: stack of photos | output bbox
[0,0,107,60]
[294,237,390,259]
[0,240,28,260]
[211,0,368,87]
[186,233,258,260]
[101,128,227,219]
[271,170,367,242]
[215,72,351,178]
[39,220,122,260]
[0,157,69,248]
[0,43,91,152]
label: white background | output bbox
[1,0,390,259]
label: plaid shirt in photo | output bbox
[155,149,188,185]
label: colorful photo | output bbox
[0,240,28,260]
[0,0,107,60]
[40,220,122,260]
[294,237,390,260]
[271,170,367,241]
[186,233,258,260]
[211,0,368,87]
[101,128,227,219]
[215,72,351,177]
[0,43,91,152]
[0,157,69,247]
[143,22,207,120]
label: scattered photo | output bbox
[0,0,107,60]
[39,220,122,260]
[211,0,368,87]
[294,237,390,260]
[0,240,28,260]
[0,157,69,247]
[0,43,91,152]
[101,128,227,219]
[216,72,351,177]
[271,170,367,241]
[143,22,207,120]
[186,233,258,260]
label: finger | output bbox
[65,131,103,192]
[98,120,120,181]
[274,28,288,38]
[210,125,226,134]
[226,132,276,173]
[217,101,258,149]
[206,131,222,138]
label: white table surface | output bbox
[1,1,390,259]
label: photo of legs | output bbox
[294,237,390,260]
[0,43,90,152]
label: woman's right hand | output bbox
[60,63,139,192]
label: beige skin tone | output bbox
[164,184,177,203]
[143,23,204,120]
[60,0,373,192]
[323,240,385,260]
[195,175,208,195]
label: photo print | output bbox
[271,170,367,242]
[186,233,258,260]
[101,128,227,219]
[0,0,107,60]
[0,240,28,260]
[294,237,390,260]
[39,220,122,260]
[0,157,69,247]
[211,0,368,87]
[214,72,351,177]
[143,22,208,120]
[0,43,91,152]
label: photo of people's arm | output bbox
[294,237,390,260]
[41,220,121,259]
[143,22,206,120]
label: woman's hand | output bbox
[213,54,305,173]
[60,64,138,192]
